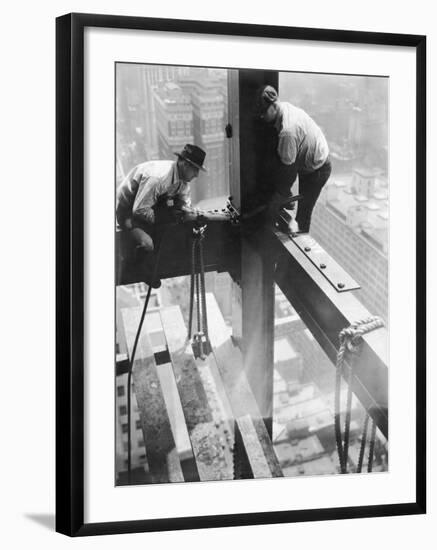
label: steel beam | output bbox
[116,219,239,285]
[272,231,388,438]
[228,70,279,437]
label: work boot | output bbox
[135,247,161,289]
[147,277,161,289]
[143,267,161,289]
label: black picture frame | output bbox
[56,12,426,537]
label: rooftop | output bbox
[322,171,389,253]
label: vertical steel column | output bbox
[228,69,279,437]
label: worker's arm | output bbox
[176,181,192,209]
[277,129,299,166]
[132,176,165,225]
[264,190,292,224]
[173,184,206,221]
[116,165,142,229]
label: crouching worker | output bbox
[254,85,331,233]
[116,144,207,287]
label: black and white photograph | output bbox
[52,11,425,538]
[114,63,389,486]
[1,0,432,546]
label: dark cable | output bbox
[127,283,152,480]
[126,227,167,483]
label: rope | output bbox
[334,316,385,474]
[357,413,369,473]
[342,361,354,473]
[367,418,377,473]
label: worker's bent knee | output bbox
[130,227,154,253]
[135,242,154,255]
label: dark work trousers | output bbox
[118,222,158,283]
[296,157,332,232]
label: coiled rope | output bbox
[334,316,385,474]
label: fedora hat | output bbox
[175,144,207,171]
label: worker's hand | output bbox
[265,203,280,225]
[264,191,291,225]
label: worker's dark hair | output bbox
[254,85,279,114]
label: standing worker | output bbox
[254,85,331,233]
[116,143,207,287]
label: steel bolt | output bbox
[337,282,345,289]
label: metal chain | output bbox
[195,248,201,334]
[188,222,211,359]
[188,238,196,339]
[335,316,385,474]
[199,234,208,339]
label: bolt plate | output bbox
[292,234,361,292]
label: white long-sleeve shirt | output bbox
[274,102,329,173]
[116,160,191,226]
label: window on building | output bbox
[116,63,230,208]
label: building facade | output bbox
[311,169,389,322]
[152,82,194,162]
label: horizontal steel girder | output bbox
[271,230,388,439]
[116,220,240,285]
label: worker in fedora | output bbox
[116,143,207,287]
[254,85,331,233]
